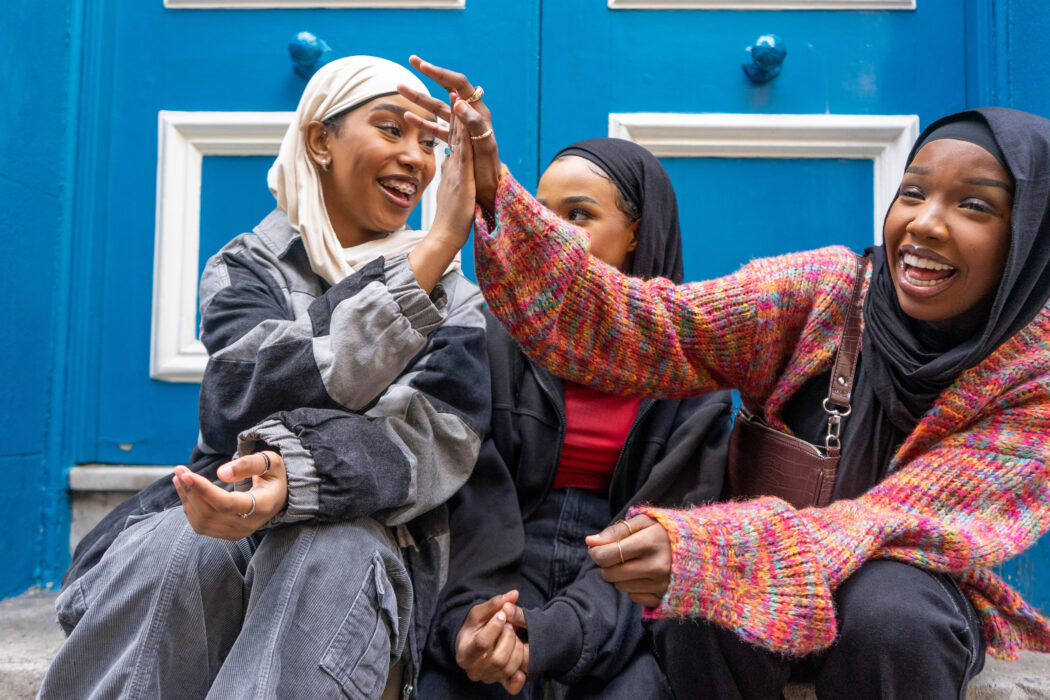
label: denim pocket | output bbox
[320,551,404,699]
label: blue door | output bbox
[54,0,1045,606]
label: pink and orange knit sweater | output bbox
[474,170,1050,661]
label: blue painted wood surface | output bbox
[1,0,1046,609]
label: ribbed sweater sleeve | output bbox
[474,170,858,410]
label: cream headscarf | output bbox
[268,55,455,286]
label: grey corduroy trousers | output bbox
[38,507,413,700]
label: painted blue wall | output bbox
[0,0,77,596]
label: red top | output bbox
[552,382,642,495]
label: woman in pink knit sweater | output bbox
[400,59,1050,698]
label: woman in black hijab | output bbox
[420,138,734,699]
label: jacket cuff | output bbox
[237,418,320,525]
[522,600,584,678]
[384,253,446,336]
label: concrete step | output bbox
[0,589,64,700]
[69,464,174,553]
[4,587,1048,699]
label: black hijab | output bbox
[833,108,1050,497]
[553,138,684,283]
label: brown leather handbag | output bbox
[726,254,869,509]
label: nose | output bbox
[397,138,426,173]
[906,200,949,241]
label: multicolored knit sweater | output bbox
[473,170,1050,661]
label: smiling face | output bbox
[307,94,438,247]
[536,155,639,272]
[883,138,1014,337]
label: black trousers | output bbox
[650,560,985,700]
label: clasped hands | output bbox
[455,514,672,694]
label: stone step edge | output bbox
[68,464,175,492]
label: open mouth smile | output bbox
[897,249,958,295]
[378,176,419,207]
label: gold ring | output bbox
[470,127,494,141]
[238,491,257,519]
[616,518,634,537]
[616,541,625,566]
[464,85,484,103]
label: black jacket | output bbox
[426,310,732,685]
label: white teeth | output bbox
[902,252,954,271]
[380,179,416,196]
[902,271,948,287]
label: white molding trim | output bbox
[152,111,292,382]
[151,110,442,383]
[609,112,919,244]
[608,0,913,9]
[165,0,463,8]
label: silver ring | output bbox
[444,145,455,156]
[260,451,271,473]
[238,491,257,519]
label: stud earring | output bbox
[320,158,330,172]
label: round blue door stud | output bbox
[743,34,786,85]
[289,31,334,79]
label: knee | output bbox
[834,561,970,663]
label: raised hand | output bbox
[408,105,476,293]
[455,590,529,694]
[399,56,500,211]
[173,450,286,541]
[586,514,672,608]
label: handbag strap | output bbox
[823,253,869,451]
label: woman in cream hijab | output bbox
[41,56,487,700]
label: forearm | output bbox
[199,254,446,452]
[473,170,855,403]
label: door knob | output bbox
[743,34,786,85]
[289,31,334,79]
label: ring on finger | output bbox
[616,541,626,565]
[616,518,633,536]
[238,491,257,519]
[463,85,484,103]
[470,127,494,141]
[260,451,271,473]
[445,145,456,156]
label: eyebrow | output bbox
[964,176,1014,193]
[370,102,438,123]
[537,195,600,207]
[904,166,1013,193]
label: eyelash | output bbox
[961,199,995,214]
[899,187,997,215]
[567,208,592,222]
[378,122,438,150]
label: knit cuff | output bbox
[630,498,838,656]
